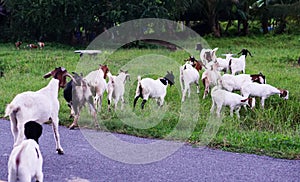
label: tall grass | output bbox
[0,35,299,159]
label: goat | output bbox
[8,121,43,182]
[133,71,175,109]
[107,70,130,111]
[200,47,218,66]
[63,65,110,116]
[84,64,110,111]
[220,73,266,92]
[185,56,205,71]
[180,62,200,102]
[228,55,246,75]
[216,54,233,73]
[38,42,45,49]
[210,86,255,118]
[201,61,221,99]
[241,82,289,108]
[4,67,73,154]
[27,44,38,49]
[15,41,22,50]
[68,72,98,130]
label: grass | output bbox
[0,35,299,159]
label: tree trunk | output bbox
[208,13,221,37]
[261,0,269,34]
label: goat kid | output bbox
[5,67,73,154]
[180,62,200,102]
[241,82,289,108]
[107,70,130,111]
[133,71,175,109]
[210,86,255,118]
[8,121,43,182]
[201,61,221,99]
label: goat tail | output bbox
[4,104,19,117]
[137,75,142,83]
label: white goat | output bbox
[228,55,246,75]
[107,70,130,111]
[84,65,110,111]
[8,121,43,182]
[180,63,200,102]
[210,86,256,118]
[220,73,266,92]
[216,54,233,73]
[4,67,71,154]
[200,47,218,66]
[241,82,289,108]
[133,71,175,109]
[201,62,221,99]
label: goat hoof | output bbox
[69,124,78,130]
[56,149,64,155]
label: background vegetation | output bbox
[0,0,299,43]
[0,34,299,159]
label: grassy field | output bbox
[0,34,299,159]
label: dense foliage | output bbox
[0,0,299,43]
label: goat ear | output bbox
[43,72,52,78]
[240,99,248,102]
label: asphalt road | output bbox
[0,119,299,182]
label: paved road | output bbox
[0,119,299,182]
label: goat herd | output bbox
[3,47,289,182]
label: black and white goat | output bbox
[133,71,175,109]
[8,121,43,182]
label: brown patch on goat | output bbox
[279,89,288,98]
[27,44,38,49]
[187,56,203,71]
[43,67,71,88]
[99,65,109,79]
[250,73,266,84]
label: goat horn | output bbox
[64,72,78,85]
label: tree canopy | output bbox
[0,0,299,43]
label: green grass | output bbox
[1,35,300,159]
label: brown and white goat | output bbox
[210,86,255,118]
[241,82,289,109]
[84,64,110,111]
[5,67,74,154]
[15,41,22,49]
[220,73,266,92]
[38,42,45,49]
